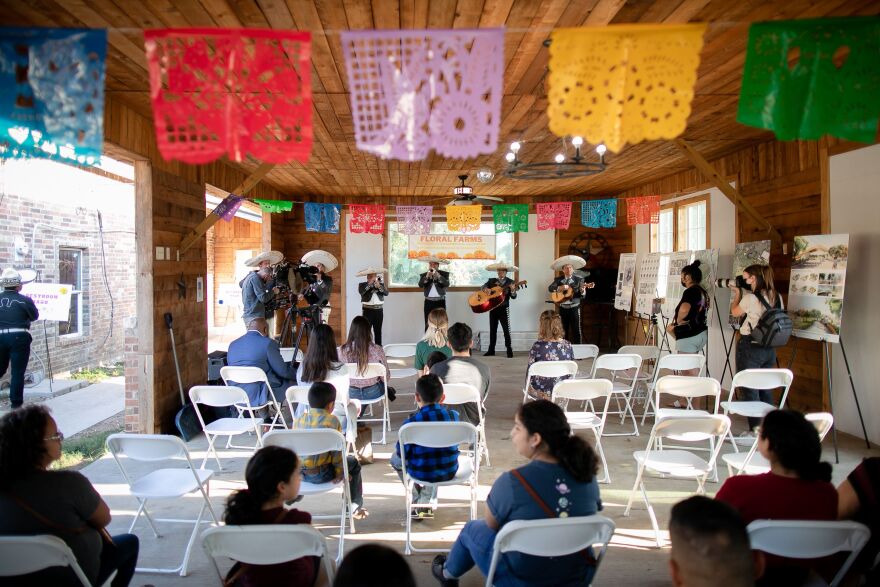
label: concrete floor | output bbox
[83,353,878,587]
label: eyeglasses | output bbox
[44,432,64,442]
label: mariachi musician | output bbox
[417,256,450,330]
[481,262,519,358]
[299,249,337,324]
[357,266,389,345]
[548,255,595,344]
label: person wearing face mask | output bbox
[418,256,451,330]
[240,250,283,328]
[548,255,595,344]
[431,400,603,587]
[357,267,389,345]
[666,260,709,354]
[730,264,783,436]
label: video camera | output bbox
[716,276,748,289]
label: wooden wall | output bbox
[209,216,262,327]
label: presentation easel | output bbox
[713,294,737,387]
[786,333,869,462]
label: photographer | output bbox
[666,260,709,354]
[298,250,337,324]
[240,251,283,328]
[417,257,450,330]
[730,264,783,435]
[357,267,389,345]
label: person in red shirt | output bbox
[716,409,837,586]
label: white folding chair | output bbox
[106,433,219,576]
[484,515,616,587]
[747,520,871,587]
[345,362,390,444]
[723,412,834,477]
[285,385,312,422]
[571,344,600,377]
[721,368,793,451]
[188,385,263,470]
[623,414,730,547]
[523,360,578,403]
[398,421,479,555]
[590,353,643,436]
[0,535,115,587]
[279,347,303,363]
[551,378,614,483]
[220,366,288,430]
[202,525,336,586]
[654,376,721,421]
[640,353,706,425]
[384,343,420,419]
[262,429,354,563]
[443,382,490,466]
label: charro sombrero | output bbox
[417,256,451,265]
[485,262,518,272]
[356,267,388,277]
[244,250,284,267]
[1,268,22,287]
[302,250,339,272]
[551,255,586,271]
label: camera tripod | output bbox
[279,303,322,363]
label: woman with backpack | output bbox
[666,260,709,354]
[730,264,784,435]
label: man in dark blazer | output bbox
[417,256,450,330]
[548,255,595,344]
[358,267,390,344]
[481,262,520,358]
[226,318,296,407]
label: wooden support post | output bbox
[673,139,783,243]
[179,162,275,254]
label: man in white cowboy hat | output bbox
[240,250,283,328]
[299,250,337,323]
[480,262,520,358]
[548,255,596,344]
[0,268,39,409]
[357,267,389,345]
[417,256,450,330]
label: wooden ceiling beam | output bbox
[673,138,782,242]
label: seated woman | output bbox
[525,310,574,400]
[432,400,603,587]
[414,308,452,371]
[0,406,139,587]
[338,316,389,406]
[224,446,326,587]
[296,324,354,433]
[715,409,838,586]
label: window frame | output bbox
[383,215,519,292]
[649,193,710,253]
[58,247,84,337]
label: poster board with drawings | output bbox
[635,252,662,316]
[691,248,719,326]
[614,253,637,312]
[727,240,771,326]
[788,233,848,343]
[661,251,694,319]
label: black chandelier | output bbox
[503,136,607,180]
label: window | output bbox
[650,194,709,253]
[387,221,514,288]
[58,248,83,336]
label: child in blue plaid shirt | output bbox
[391,374,460,520]
[294,382,369,520]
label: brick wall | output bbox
[0,192,136,380]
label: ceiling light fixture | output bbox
[503,136,607,180]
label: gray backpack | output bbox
[751,294,793,348]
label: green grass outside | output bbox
[70,362,124,384]
[51,428,121,470]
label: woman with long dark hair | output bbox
[0,406,139,586]
[296,324,353,432]
[224,446,321,586]
[666,259,709,354]
[338,316,388,404]
[716,409,837,585]
[731,264,783,435]
[432,400,603,587]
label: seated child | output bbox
[390,374,460,520]
[224,446,321,586]
[295,382,369,520]
[421,350,450,376]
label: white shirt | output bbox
[739,291,784,335]
[366,292,382,306]
[428,284,440,298]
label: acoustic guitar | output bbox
[468,281,528,314]
[550,281,595,303]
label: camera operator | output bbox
[666,260,709,355]
[240,250,283,329]
[417,256,450,330]
[357,267,389,345]
[299,250,338,324]
[730,264,783,437]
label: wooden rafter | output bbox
[673,139,783,243]
[179,162,276,254]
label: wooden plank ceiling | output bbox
[2,0,877,200]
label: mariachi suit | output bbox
[303,275,332,324]
[482,276,516,355]
[359,279,389,345]
[549,275,587,344]
[418,269,450,330]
